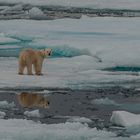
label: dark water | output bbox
[0,86,140,129]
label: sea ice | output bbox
[24,109,41,118]
[110,111,140,135]
[67,116,92,123]
[0,111,6,119]
[0,118,130,140]
[110,111,140,127]
[0,36,20,45]
[0,0,140,10]
[28,7,46,19]
[92,98,119,106]
[0,101,15,109]
[0,17,140,89]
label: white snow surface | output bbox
[0,17,140,89]
[0,115,139,139]
[0,0,140,10]
[67,116,92,123]
[111,111,140,127]
[0,33,19,44]
[110,111,140,135]
[24,109,41,118]
[0,118,136,140]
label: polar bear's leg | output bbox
[18,65,25,75]
[34,63,42,75]
[18,60,25,75]
[26,61,33,75]
[27,65,33,75]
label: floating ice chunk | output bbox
[110,111,140,127]
[92,98,119,106]
[110,111,140,135]
[0,119,117,140]
[67,117,92,123]
[41,90,51,95]
[67,116,92,123]
[24,109,41,118]
[0,111,6,119]
[54,116,92,124]
[0,101,15,109]
[29,7,46,19]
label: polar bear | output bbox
[18,48,52,75]
[17,92,50,108]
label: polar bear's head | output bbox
[40,48,52,57]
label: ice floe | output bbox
[28,7,46,20]
[54,115,92,123]
[1,0,140,10]
[24,109,42,118]
[0,15,140,90]
[0,101,15,109]
[92,98,119,106]
[67,116,92,123]
[111,111,140,127]
[110,111,140,135]
[0,118,124,140]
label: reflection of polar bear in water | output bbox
[17,92,50,108]
[18,48,52,75]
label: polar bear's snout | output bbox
[48,50,52,56]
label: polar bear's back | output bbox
[19,49,37,63]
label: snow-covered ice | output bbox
[0,4,23,14]
[67,116,92,123]
[0,118,131,140]
[0,17,140,89]
[0,101,15,109]
[0,0,140,10]
[28,7,46,20]
[110,111,140,127]
[110,111,140,135]
[0,34,20,45]
[24,109,42,118]
[0,113,140,139]
[92,98,119,106]
[54,116,92,123]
